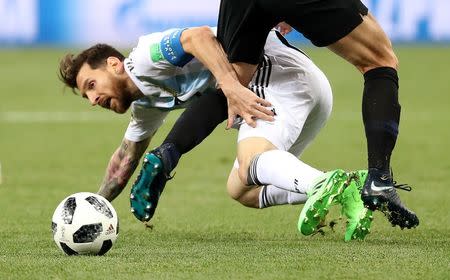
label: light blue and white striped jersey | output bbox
[124,28,216,110]
[124,27,217,142]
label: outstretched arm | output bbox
[98,138,150,201]
[180,26,274,128]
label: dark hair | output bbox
[58,44,125,93]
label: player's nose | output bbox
[87,94,100,106]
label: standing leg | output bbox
[327,13,418,228]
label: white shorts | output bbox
[234,50,332,168]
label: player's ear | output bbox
[106,57,124,74]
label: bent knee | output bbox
[237,165,250,186]
[226,175,260,208]
[226,180,241,201]
[227,168,245,201]
[226,182,253,207]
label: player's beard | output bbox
[113,78,134,114]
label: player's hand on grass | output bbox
[221,82,274,128]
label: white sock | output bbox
[248,150,323,193]
[259,185,308,208]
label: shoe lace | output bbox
[390,169,412,192]
[165,171,175,180]
[393,182,412,192]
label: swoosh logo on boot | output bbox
[370,181,393,191]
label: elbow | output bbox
[191,26,215,41]
[181,26,215,54]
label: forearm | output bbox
[180,26,273,128]
[98,138,150,201]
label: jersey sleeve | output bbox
[138,28,194,68]
[124,103,169,142]
[124,28,198,98]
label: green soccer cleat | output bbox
[298,169,349,236]
[339,170,373,241]
[130,152,164,222]
[130,143,180,222]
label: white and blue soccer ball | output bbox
[51,192,119,256]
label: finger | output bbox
[255,104,275,116]
[226,110,235,130]
[252,109,275,122]
[254,96,272,107]
[243,114,257,128]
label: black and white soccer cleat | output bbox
[361,168,419,229]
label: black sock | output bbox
[162,89,228,156]
[152,143,181,174]
[362,67,401,171]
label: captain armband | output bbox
[160,28,194,67]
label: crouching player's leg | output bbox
[226,135,349,238]
[130,90,228,222]
[226,138,312,209]
[227,137,373,241]
[225,54,372,239]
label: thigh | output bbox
[239,51,332,157]
[236,94,307,155]
[259,0,369,47]
[287,65,333,157]
[217,0,278,64]
[288,100,332,157]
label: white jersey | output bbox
[123,27,327,143]
[124,27,217,142]
[124,28,216,110]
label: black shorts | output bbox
[217,0,368,64]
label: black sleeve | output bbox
[162,89,228,155]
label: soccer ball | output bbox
[51,192,119,256]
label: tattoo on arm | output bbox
[97,138,150,201]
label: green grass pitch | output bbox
[0,47,449,279]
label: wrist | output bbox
[218,73,241,94]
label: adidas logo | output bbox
[105,224,115,235]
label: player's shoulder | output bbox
[132,27,197,67]
[131,28,179,54]
[136,28,185,45]
[127,28,182,71]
